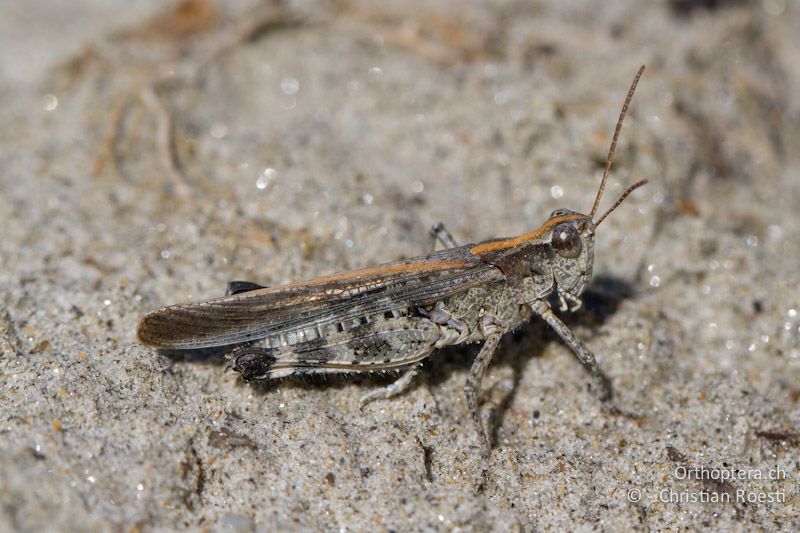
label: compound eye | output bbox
[550,208,570,219]
[552,223,582,258]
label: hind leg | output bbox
[359,361,425,407]
[230,346,275,380]
[225,281,267,295]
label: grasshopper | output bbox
[138,66,648,486]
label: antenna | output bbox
[589,65,646,221]
[591,179,648,230]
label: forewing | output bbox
[137,247,502,349]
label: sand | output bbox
[1,0,798,530]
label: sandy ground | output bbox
[1,0,799,530]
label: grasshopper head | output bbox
[546,65,649,304]
[545,171,646,302]
[545,209,595,299]
[545,168,648,296]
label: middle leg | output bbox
[463,312,507,490]
[429,222,458,251]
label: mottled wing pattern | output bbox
[137,247,503,349]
